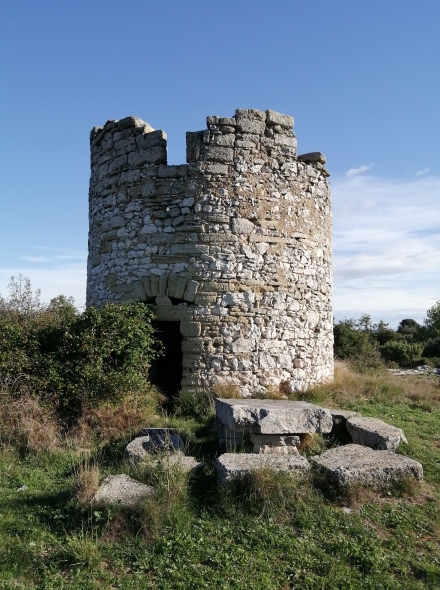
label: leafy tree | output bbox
[425,300,440,336]
[397,318,421,338]
[0,274,42,320]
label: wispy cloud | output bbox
[0,248,87,307]
[332,173,440,325]
[345,164,373,178]
[416,168,430,176]
[20,256,51,263]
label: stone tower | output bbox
[87,108,333,395]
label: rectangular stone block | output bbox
[346,417,408,451]
[204,146,234,163]
[180,321,202,337]
[215,399,333,435]
[215,453,310,485]
[310,444,423,489]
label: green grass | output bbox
[1,369,440,589]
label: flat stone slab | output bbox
[310,444,423,489]
[92,474,154,508]
[250,433,300,455]
[215,452,310,485]
[215,398,333,435]
[346,416,408,451]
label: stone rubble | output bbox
[87,108,333,395]
[214,397,422,490]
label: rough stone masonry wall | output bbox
[87,108,333,395]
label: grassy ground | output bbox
[0,366,439,589]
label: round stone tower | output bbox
[87,108,333,395]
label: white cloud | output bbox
[332,173,440,326]
[416,168,430,176]
[345,164,373,178]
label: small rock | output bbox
[92,474,154,508]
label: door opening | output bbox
[149,321,183,396]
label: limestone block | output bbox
[204,146,234,163]
[310,444,423,489]
[266,110,294,129]
[180,321,202,337]
[158,164,188,178]
[183,279,200,302]
[231,217,255,234]
[168,276,187,299]
[215,398,333,435]
[215,453,310,485]
[132,280,147,301]
[235,109,266,135]
[231,337,252,353]
[250,433,300,455]
[346,416,408,451]
[297,152,326,164]
[186,131,204,162]
[92,474,154,508]
[135,129,167,149]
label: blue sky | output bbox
[1,0,439,327]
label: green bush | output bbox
[0,291,161,422]
[379,340,424,367]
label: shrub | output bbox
[379,340,424,367]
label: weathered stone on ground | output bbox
[215,398,333,434]
[137,428,184,451]
[250,433,300,454]
[346,416,408,451]
[92,474,154,508]
[310,444,423,489]
[216,453,310,485]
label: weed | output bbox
[63,524,102,570]
[172,388,216,421]
[72,452,101,508]
[0,388,60,454]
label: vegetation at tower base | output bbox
[0,275,161,425]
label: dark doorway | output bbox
[149,321,183,396]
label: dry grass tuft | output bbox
[73,390,163,447]
[72,454,101,507]
[295,362,440,411]
[0,389,60,453]
[212,383,241,399]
